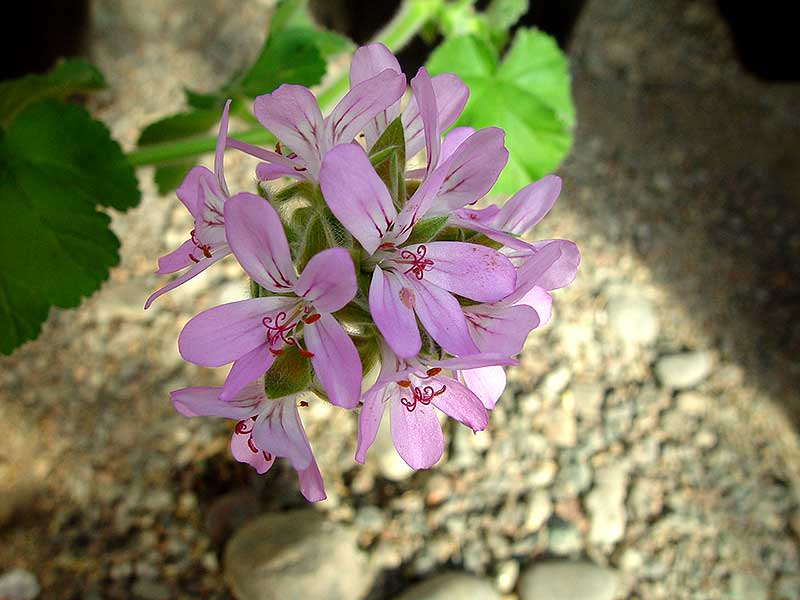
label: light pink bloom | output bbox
[355,343,515,469]
[145,100,233,309]
[171,383,325,502]
[178,193,361,407]
[227,65,406,182]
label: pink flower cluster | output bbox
[146,44,579,502]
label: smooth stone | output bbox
[519,561,619,600]
[0,569,40,600]
[224,510,377,600]
[606,293,659,345]
[393,573,500,600]
[654,351,714,389]
[585,465,628,547]
[729,572,768,600]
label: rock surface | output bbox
[654,351,714,389]
[518,561,619,600]
[393,573,500,600]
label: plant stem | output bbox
[126,0,442,168]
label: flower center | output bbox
[262,303,317,357]
[400,384,446,412]
[235,418,273,462]
[395,245,435,280]
[188,228,213,263]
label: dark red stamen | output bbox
[263,312,299,348]
[426,368,442,377]
[275,142,282,155]
[269,347,284,356]
[298,348,315,358]
[401,245,434,280]
[189,254,200,263]
[303,313,321,324]
[293,166,307,172]
[299,400,309,407]
[379,242,396,251]
[400,384,446,412]
[235,419,254,435]
[397,379,411,388]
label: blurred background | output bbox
[1,0,799,598]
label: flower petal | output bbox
[516,286,553,325]
[410,279,478,356]
[319,143,397,255]
[428,375,488,431]
[494,174,562,235]
[294,248,356,313]
[215,99,232,196]
[155,239,196,275]
[253,84,325,174]
[252,397,313,471]
[458,365,506,410]
[463,303,540,356]
[410,241,516,302]
[517,239,580,291]
[144,249,228,309]
[349,43,402,148]
[369,268,421,359]
[230,422,276,474]
[439,126,475,165]
[226,137,306,181]
[408,67,439,174]
[390,395,444,469]
[404,73,469,159]
[327,69,406,147]
[224,192,297,292]
[297,458,327,502]
[304,313,362,409]
[178,296,295,367]
[355,386,389,464]
[176,166,213,218]
[429,127,508,213]
[220,344,276,401]
[170,384,262,419]
[428,353,517,371]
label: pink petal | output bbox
[410,279,478,356]
[408,67,439,174]
[294,248,356,313]
[297,458,327,502]
[215,99,232,196]
[170,384,262,419]
[518,239,580,291]
[230,423,276,474]
[494,174,562,235]
[404,73,469,159]
[155,239,195,274]
[459,365,506,410]
[390,159,451,242]
[463,303,540,356]
[428,375,488,431]
[355,386,389,464]
[349,43,402,148]
[223,192,297,292]
[304,313,362,409]
[226,137,307,181]
[253,84,325,174]
[176,166,213,218]
[144,249,228,309]
[389,395,444,469]
[178,297,295,367]
[439,126,475,165]
[430,127,508,213]
[220,344,275,402]
[369,268,421,359]
[319,143,396,255]
[411,241,516,302]
[326,69,406,147]
[252,397,313,471]
[516,286,553,325]
[255,161,306,181]
[428,353,517,371]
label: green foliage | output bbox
[369,117,406,208]
[405,215,450,245]
[0,59,106,127]
[138,0,350,195]
[427,28,574,195]
[0,100,140,354]
[264,344,312,398]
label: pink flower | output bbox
[145,100,233,309]
[178,193,362,407]
[171,383,325,502]
[227,63,406,182]
[355,343,515,469]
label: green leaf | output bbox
[295,213,333,272]
[484,0,528,36]
[269,0,351,57]
[0,59,106,127]
[264,345,312,398]
[0,100,141,355]
[368,116,406,208]
[427,28,574,195]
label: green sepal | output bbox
[355,335,380,378]
[368,116,406,208]
[263,345,312,398]
[405,215,450,245]
[296,213,332,272]
[463,231,503,249]
[334,302,374,327]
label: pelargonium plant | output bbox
[146,43,579,502]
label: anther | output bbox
[298,348,315,358]
[299,400,309,407]
[426,368,442,377]
[303,313,321,324]
[397,379,411,388]
[269,347,284,356]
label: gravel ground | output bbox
[1,0,799,599]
